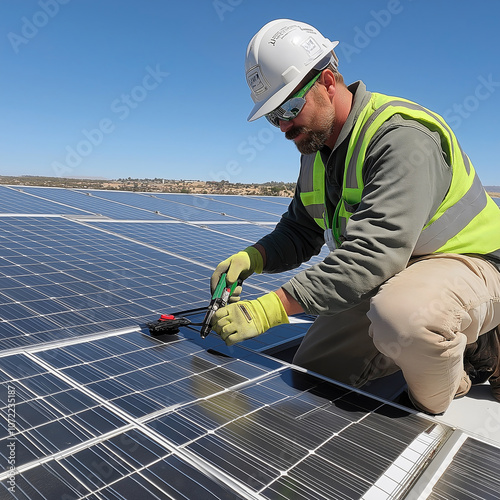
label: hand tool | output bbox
[199,273,241,338]
[146,273,241,339]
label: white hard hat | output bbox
[245,19,339,122]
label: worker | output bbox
[210,19,500,415]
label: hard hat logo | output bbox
[301,37,322,59]
[245,19,339,122]
[267,25,298,46]
[246,67,268,96]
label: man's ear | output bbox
[320,69,336,100]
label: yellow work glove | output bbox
[210,246,263,303]
[211,291,289,346]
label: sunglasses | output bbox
[265,72,322,127]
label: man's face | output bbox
[281,86,335,155]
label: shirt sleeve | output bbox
[281,117,453,315]
[255,182,326,273]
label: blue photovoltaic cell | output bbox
[427,437,500,499]
[9,186,290,221]
[199,223,278,241]
[0,331,281,471]
[251,195,291,206]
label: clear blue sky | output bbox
[1,0,499,185]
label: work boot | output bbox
[463,327,500,400]
[487,327,500,401]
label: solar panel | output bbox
[184,194,289,216]
[79,191,282,223]
[153,193,285,222]
[82,221,328,291]
[14,186,176,221]
[425,437,500,499]
[0,217,213,348]
[1,186,499,499]
[0,186,92,216]
[75,190,238,222]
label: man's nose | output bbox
[279,119,294,132]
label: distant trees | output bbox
[0,176,297,197]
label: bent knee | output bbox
[367,286,459,358]
[367,290,417,343]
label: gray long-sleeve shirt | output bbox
[256,81,499,316]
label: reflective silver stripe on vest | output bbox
[299,154,325,221]
[346,100,456,189]
[413,174,487,255]
[460,145,471,175]
[298,154,316,191]
[339,216,347,239]
[307,203,326,222]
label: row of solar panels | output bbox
[0,185,316,351]
[0,185,289,222]
[0,185,499,499]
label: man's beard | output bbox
[285,105,335,155]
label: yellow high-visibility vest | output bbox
[300,92,500,255]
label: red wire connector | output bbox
[147,314,192,336]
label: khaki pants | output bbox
[293,254,500,414]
